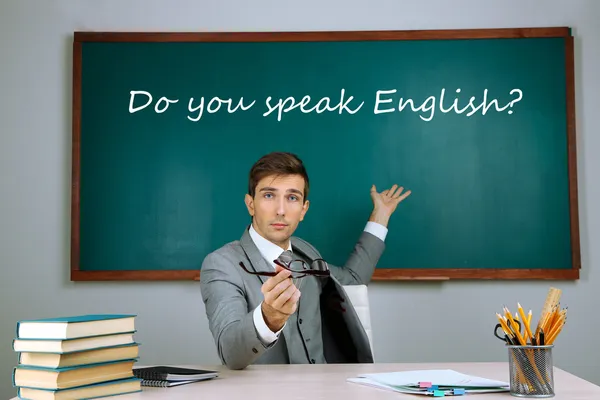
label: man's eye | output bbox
[289,195,298,201]
[264,193,273,199]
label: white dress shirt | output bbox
[249,222,388,346]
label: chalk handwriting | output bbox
[187,96,255,122]
[129,90,179,114]
[374,88,523,121]
[262,89,364,122]
[128,87,522,122]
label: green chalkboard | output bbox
[70,28,579,281]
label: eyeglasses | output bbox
[238,258,330,279]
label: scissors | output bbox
[493,319,522,345]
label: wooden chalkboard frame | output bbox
[71,27,579,281]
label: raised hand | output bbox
[369,184,411,227]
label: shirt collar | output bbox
[249,223,292,269]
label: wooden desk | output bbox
[9,362,600,399]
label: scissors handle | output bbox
[509,318,522,337]
[494,324,510,343]
[494,318,524,345]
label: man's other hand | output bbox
[369,184,411,227]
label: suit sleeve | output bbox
[200,252,275,370]
[304,228,386,286]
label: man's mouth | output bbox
[271,223,287,228]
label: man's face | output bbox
[245,174,309,249]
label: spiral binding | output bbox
[133,370,166,380]
[140,379,171,387]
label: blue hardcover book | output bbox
[17,377,142,400]
[16,314,136,339]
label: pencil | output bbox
[504,307,526,346]
[546,316,563,341]
[546,321,566,344]
[496,313,514,340]
[518,303,534,344]
[543,305,559,334]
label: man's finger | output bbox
[271,284,298,310]
[261,268,291,293]
[281,289,301,314]
[388,184,398,196]
[397,189,411,202]
[264,278,293,303]
[392,186,403,198]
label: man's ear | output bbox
[299,200,310,221]
[244,194,255,217]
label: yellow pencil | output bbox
[505,307,526,346]
[496,313,514,339]
[518,303,534,344]
[547,321,566,344]
[544,305,561,335]
[546,315,563,341]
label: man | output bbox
[200,152,410,369]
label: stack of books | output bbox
[11,314,142,399]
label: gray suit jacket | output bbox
[200,225,385,369]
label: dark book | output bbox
[133,366,218,384]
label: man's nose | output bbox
[276,198,286,216]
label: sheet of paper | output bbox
[358,369,509,388]
[348,376,509,396]
[348,377,432,395]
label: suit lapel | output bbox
[239,226,272,285]
[292,237,373,361]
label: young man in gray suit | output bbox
[200,152,410,369]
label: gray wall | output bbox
[1,0,599,398]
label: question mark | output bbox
[507,89,523,115]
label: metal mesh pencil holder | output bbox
[507,345,554,398]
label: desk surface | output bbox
[9,362,600,399]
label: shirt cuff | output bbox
[253,302,284,346]
[364,221,388,242]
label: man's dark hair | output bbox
[248,152,310,200]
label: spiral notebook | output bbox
[133,366,218,387]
